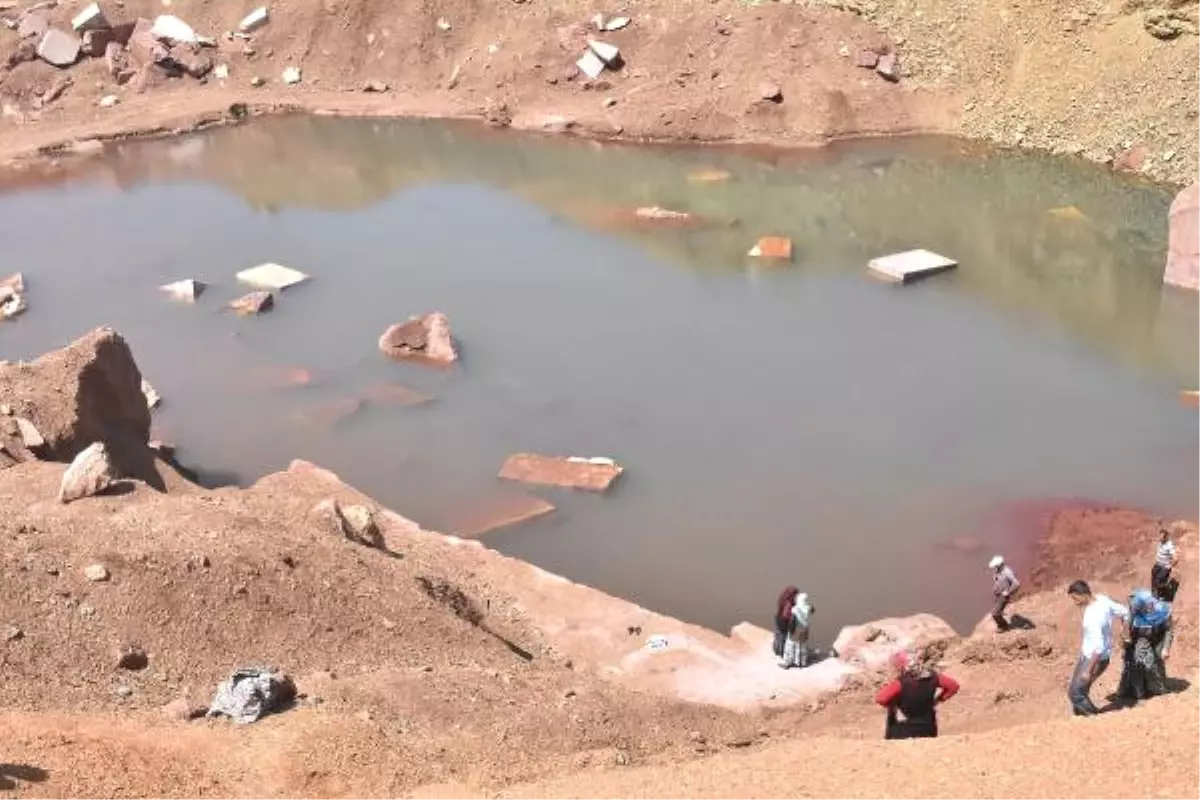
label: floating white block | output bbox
[868,249,957,284]
[235,262,309,290]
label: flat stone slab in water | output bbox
[236,262,310,291]
[868,249,957,284]
[498,453,623,492]
[445,491,556,538]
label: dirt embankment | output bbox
[0,0,1196,184]
[1,329,1197,798]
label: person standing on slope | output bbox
[989,555,1020,632]
[773,586,799,661]
[1117,588,1174,703]
[780,592,814,669]
[1067,579,1130,716]
[876,650,960,739]
[1151,527,1180,601]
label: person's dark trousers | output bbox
[1151,564,1172,599]
[1068,654,1109,715]
[991,595,1011,631]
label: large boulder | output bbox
[1165,183,1199,291]
[0,327,150,461]
[832,613,959,673]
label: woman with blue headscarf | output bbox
[1117,588,1173,702]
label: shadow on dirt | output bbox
[0,763,49,790]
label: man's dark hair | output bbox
[1067,580,1092,596]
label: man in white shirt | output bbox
[1067,580,1129,716]
[989,555,1020,632]
[1152,527,1179,601]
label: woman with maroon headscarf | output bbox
[773,586,799,661]
[876,650,960,739]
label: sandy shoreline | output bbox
[0,87,1189,192]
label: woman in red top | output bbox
[875,650,960,739]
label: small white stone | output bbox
[150,14,197,45]
[141,379,161,410]
[238,6,268,32]
[436,16,450,30]
[71,2,108,32]
[576,50,605,79]
[281,66,301,84]
[84,563,110,582]
[98,94,119,107]
[586,38,619,65]
[213,63,229,79]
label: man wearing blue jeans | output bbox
[1067,579,1130,716]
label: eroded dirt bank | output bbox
[0,0,1196,184]
[1,328,1197,798]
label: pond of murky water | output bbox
[1,116,1195,640]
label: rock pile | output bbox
[2,2,224,92]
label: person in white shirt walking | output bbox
[988,555,1020,632]
[1067,580,1130,716]
[1151,527,1179,601]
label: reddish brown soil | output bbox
[0,0,953,161]
[0,0,1196,184]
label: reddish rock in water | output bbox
[444,491,556,538]
[293,397,363,430]
[498,453,623,492]
[378,312,457,366]
[252,365,314,389]
[935,535,986,555]
[747,236,793,261]
[1165,182,1198,291]
[229,291,273,315]
[361,382,432,408]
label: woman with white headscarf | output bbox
[779,592,814,669]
